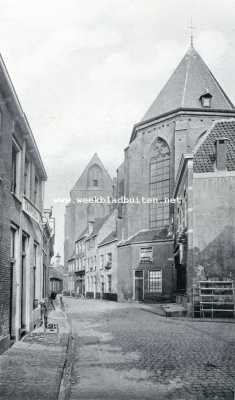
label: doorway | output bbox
[134,270,144,301]
[20,234,27,331]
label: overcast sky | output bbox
[2,0,235,261]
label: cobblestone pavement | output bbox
[65,298,235,400]
[0,306,70,400]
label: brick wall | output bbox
[0,98,12,345]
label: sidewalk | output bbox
[140,303,235,323]
[0,302,71,400]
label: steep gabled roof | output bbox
[142,46,234,123]
[85,215,110,240]
[98,231,117,247]
[71,153,113,194]
[76,227,88,242]
[193,119,235,173]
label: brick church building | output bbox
[64,153,113,287]
[116,43,235,302]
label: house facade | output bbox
[0,53,53,352]
[74,228,87,296]
[174,119,235,310]
[98,231,118,300]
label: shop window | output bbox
[148,270,162,293]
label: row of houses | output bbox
[64,43,235,313]
[0,54,55,353]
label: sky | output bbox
[1,0,235,261]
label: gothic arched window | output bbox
[87,164,102,187]
[149,138,170,229]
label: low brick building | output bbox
[174,119,235,310]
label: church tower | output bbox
[64,153,113,266]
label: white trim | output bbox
[194,171,235,179]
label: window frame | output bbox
[11,138,22,197]
[33,242,38,308]
[148,269,162,293]
[140,246,153,262]
[149,140,170,230]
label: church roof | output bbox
[118,228,172,246]
[193,119,235,173]
[142,46,234,123]
[71,153,113,195]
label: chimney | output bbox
[55,252,61,267]
[88,220,94,235]
[214,137,229,171]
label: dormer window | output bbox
[199,91,212,108]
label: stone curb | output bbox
[57,316,73,400]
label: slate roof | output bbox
[85,215,110,240]
[98,231,117,247]
[76,227,88,242]
[142,46,234,123]
[119,228,171,246]
[193,119,235,173]
[67,250,75,261]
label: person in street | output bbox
[58,292,64,309]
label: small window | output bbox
[10,228,16,259]
[108,275,112,292]
[11,140,21,195]
[140,247,153,262]
[148,270,162,293]
[34,176,39,205]
[24,158,30,197]
[93,179,98,187]
[199,92,212,108]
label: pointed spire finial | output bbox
[189,18,195,48]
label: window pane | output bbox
[149,139,170,229]
[148,270,162,293]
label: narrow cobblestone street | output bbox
[66,298,235,400]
